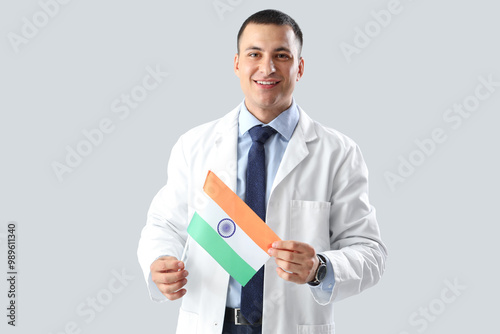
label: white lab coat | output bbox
[137,104,387,334]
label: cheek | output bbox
[239,62,256,77]
[291,68,302,83]
[284,69,298,85]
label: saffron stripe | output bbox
[203,171,281,253]
[197,194,271,271]
[187,212,256,286]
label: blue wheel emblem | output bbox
[217,218,236,238]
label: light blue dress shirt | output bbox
[226,99,335,308]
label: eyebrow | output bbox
[244,46,293,53]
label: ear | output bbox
[296,57,305,82]
[234,53,240,77]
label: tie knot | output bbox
[248,125,277,145]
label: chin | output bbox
[256,96,281,106]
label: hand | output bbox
[150,256,188,300]
[268,240,319,284]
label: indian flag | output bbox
[187,171,281,286]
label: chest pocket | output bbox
[290,200,331,252]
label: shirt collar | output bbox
[238,98,299,141]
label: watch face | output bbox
[317,265,327,281]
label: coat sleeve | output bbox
[137,136,190,302]
[311,142,388,305]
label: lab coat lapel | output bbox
[271,107,317,193]
[209,106,239,192]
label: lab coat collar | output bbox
[271,106,318,194]
[210,103,318,194]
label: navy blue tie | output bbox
[240,125,277,325]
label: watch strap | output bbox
[307,254,326,286]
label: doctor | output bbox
[138,9,387,334]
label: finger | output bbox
[151,257,184,273]
[160,281,188,301]
[275,267,304,284]
[165,288,187,301]
[158,277,188,295]
[274,258,303,273]
[276,265,313,284]
[271,240,313,254]
[275,254,315,270]
[270,248,306,264]
[153,269,189,285]
[276,259,315,282]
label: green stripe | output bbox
[188,212,256,286]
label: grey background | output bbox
[1,0,498,333]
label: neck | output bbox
[245,100,292,124]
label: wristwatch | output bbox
[307,254,327,286]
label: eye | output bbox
[276,53,290,60]
[248,52,260,57]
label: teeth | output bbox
[256,81,277,85]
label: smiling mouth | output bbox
[254,80,280,88]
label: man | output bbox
[138,9,387,334]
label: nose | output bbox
[259,55,276,76]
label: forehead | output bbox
[239,23,298,52]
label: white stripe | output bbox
[196,193,270,271]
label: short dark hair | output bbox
[237,9,303,57]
